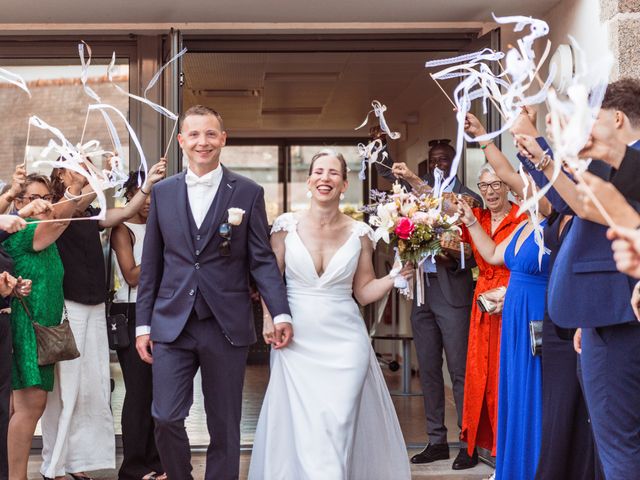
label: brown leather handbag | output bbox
[20,298,80,366]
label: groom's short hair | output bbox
[602,78,640,127]
[180,105,225,132]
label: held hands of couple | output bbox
[262,320,294,350]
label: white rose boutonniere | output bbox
[227,208,245,226]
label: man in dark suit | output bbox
[375,140,482,470]
[136,105,292,480]
[514,78,640,480]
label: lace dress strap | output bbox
[271,212,298,235]
[352,221,376,247]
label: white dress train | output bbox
[248,213,411,480]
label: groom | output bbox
[136,105,293,480]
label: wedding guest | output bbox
[457,163,524,465]
[512,79,640,477]
[3,173,80,480]
[375,141,481,468]
[40,159,166,480]
[110,171,164,480]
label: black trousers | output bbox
[111,303,162,480]
[534,315,603,480]
[0,313,11,480]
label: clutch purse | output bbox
[529,320,543,356]
[107,312,130,350]
[21,298,81,367]
[476,286,506,314]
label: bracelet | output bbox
[535,154,552,172]
[140,186,150,195]
[480,141,494,150]
[63,187,81,202]
[466,218,478,228]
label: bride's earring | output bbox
[340,193,345,200]
[306,190,313,199]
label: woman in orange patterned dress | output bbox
[459,163,525,462]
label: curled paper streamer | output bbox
[28,115,107,221]
[0,67,31,97]
[355,100,401,140]
[78,42,149,185]
[425,14,554,197]
[356,139,388,180]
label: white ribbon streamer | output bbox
[0,67,31,97]
[355,100,401,140]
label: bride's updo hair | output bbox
[308,149,348,180]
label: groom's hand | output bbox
[273,323,293,349]
[136,334,154,364]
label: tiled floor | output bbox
[28,359,494,479]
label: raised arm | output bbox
[465,112,526,197]
[352,235,413,306]
[99,160,166,228]
[0,164,26,214]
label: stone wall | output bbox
[601,0,640,79]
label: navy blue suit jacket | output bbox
[136,166,290,346]
[520,138,640,328]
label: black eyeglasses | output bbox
[16,194,54,202]
[477,181,504,192]
[218,223,232,256]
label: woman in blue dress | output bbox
[458,193,549,480]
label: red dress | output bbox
[460,203,525,455]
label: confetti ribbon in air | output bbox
[425,14,555,197]
[354,100,400,180]
[0,67,31,97]
[108,47,187,157]
[28,115,108,222]
[77,42,149,188]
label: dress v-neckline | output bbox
[293,228,356,280]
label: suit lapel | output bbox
[200,166,237,252]
[174,171,194,249]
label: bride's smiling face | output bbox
[307,154,348,203]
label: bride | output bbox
[248,149,413,480]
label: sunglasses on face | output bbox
[476,181,504,192]
[16,194,54,202]
[218,223,232,256]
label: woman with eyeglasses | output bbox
[249,149,413,479]
[460,113,553,480]
[1,173,84,480]
[456,163,525,466]
[109,171,164,480]
[39,159,166,480]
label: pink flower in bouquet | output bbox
[395,217,416,240]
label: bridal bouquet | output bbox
[364,182,462,305]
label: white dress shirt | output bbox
[136,165,291,337]
[186,166,223,228]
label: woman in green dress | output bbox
[3,172,85,480]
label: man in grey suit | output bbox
[136,105,293,480]
[376,139,481,470]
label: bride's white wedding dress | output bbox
[248,213,411,480]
